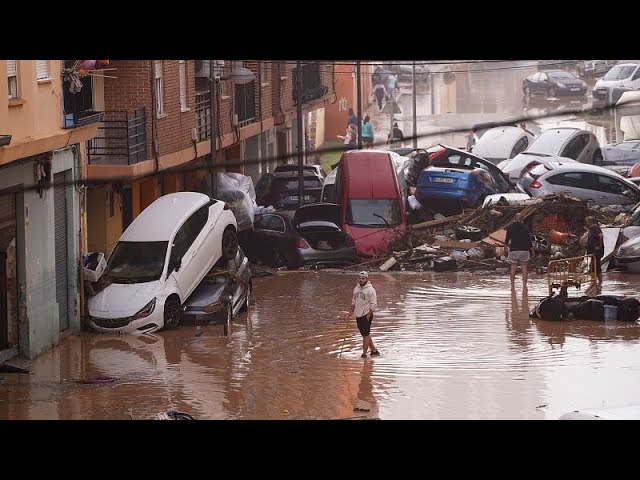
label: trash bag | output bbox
[567,299,605,321]
[217,173,258,231]
[617,297,640,322]
[532,294,567,321]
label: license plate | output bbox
[570,88,580,91]
[289,195,311,201]
[433,177,454,183]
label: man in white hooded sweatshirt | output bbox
[348,271,379,358]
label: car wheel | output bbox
[223,303,233,336]
[243,282,252,311]
[222,227,238,261]
[524,86,531,97]
[593,150,603,165]
[455,225,483,242]
[163,296,182,330]
[547,87,556,97]
[532,234,551,253]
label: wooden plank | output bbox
[412,214,463,230]
[482,228,507,245]
[379,257,397,271]
[432,240,480,250]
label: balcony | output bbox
[293,62,328,104]
[194,91,211,142]
[87,108,147,165]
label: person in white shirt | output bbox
[348,271,379,358]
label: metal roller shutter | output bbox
[0,193,16,253]
[54,173,69,330]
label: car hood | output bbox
[184,282,228,308]
[553,78,583,87]
[293,203,341,227]
[345,224,405,257]
[616,234,640,258]
[88,281,162,317]
[595,78,630,88]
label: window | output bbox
[511,137,529,157]
[7,60,18,99]
[539,73,548,82]
[235,80,256,123]
[170,222,197,265]
[154,60,164,116]
[179,60,188,111]
[546,172,589,188]
[346,199,401,227]
[35,60,49,80]
[593,175,628,195]
[185,205,209,240]
[256,214,285,233]
[260,61,270,85]
[561,134,589,160]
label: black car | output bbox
[240,203,358,269]
[255,170,324,209]
[522,70,587,97]
[273,164,326,178]
[182,247,252,330]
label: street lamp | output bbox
[209,65,256,199]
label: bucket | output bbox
[604,305,618,321]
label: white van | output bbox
[88,192,238,335]
[593,63,640,101]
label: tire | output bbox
[455,225,483,242]
[592,150,603,165]
[243,282,251,311]
[222,227,238,261]
[163,296,182,330]
[532,234,551,253]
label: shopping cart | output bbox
[547,254,598,297]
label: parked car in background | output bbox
[465,121,532,151]
[240,204,358,269]
[470,126,534,165]
[182,247,252,328]
[273,163,326,178]
[415,166,505,214]
[499,127,603,183]
[88,192,239,335]
[321,167,337,203]
[602,140,640,173]
[593,63,640,101]
[517,162,640,206]
[576,60,611,79]
[522,70,587,97]
[255,170,324,209]
[614,234,640,273]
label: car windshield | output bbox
[273,177,323,192]
[106,241,168,283]
[548,71,575,80]
[527,130,575,154]
[603,65,637,80]
[346,199,401,227]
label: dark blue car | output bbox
[415,166,500,214]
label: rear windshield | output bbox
[273,177,323,192]
[106,241,168,283]
[527,130,574,155]
[346,199,401,227]
[527,164,550,179]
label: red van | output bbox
[335,150,406,256]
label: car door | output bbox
[168,215,202,301]
[471,157,513,193]
[593,173,639,205]
[254,214,286,266]
[624,142,640,163]
[560,134,590,162]
[544,171,596,202]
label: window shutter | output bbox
[7,60,17,77]
[179,60,186,109]
[35,60,49,79]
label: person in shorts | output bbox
[348,271,379,358]
[505,212,533,291]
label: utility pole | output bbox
[356,61,363,150]
[296,60,305,208]
[412,61,417,149]
[209,60,217,198]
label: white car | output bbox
[498,153,578,184]
[593,63,640,102]
[559,405,640,420]
[517,162,640,206]
[88,192,238,335]
[471,126,534,165]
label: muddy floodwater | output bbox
[2,270,640,420]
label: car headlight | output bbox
[131,298,156,320]
[556,82,566,88]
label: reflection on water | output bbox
[1,270,640,420]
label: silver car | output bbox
[602,139,640,167]
[517,162,640,205]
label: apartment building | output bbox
[0,60,99,360]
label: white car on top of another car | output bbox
[88,192,239,335]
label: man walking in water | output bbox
[505,212,533,291]
[348,271,379,358]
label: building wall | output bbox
[0,147,80,359]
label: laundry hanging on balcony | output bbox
[63,60,114,94]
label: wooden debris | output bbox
[412,214,463,230]
[379,257,398,271]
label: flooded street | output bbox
[2,270,640,420]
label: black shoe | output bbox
[370,350,380,356]
[361,353,367,358]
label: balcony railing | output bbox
[87,108,147,165]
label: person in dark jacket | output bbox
[585,216,604,285]
[505,212,533,291]
[347,108,358,128]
